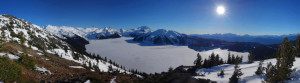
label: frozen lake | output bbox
[86,37,249,73]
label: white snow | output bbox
[18,51,23,54]
[37,53,43,55]
[0,53,20,59]
[31,46,39,50]
[48,48,129,74]
[44,25,123,39]
[84,80,91,83]
[86,37,248,73]
[110,76,117,83]
[194,58,300,83]
[36,66,52,75]
[69,66,84,69]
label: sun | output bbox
[216,6,225,15]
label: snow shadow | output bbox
[240,75,265,83]
[196,64,232,75]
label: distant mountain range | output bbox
[191,33,298,45]
[45,25,188,45]
[45,25,299,45]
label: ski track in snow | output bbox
[86,37,248,73]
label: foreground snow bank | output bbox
[194,58,300,83]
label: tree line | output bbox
[193,52,243,70]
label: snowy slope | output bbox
[124,26,152,37]
[45,25,153,40]
[44,25,123,39]
[0,14,129,74]
[194,58,300,83]
[86,37,248,73]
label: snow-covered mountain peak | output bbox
[133,29,187,45]
[44,25,122,39]
[44,25,86,39]
[45,25,153,39]
[44,24,189,45]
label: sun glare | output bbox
[216,6,225,15]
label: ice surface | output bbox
[86,37,248,73]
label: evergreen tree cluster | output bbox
[265,37,298,82]
[194,52,243,69]
[202,52,225,68]
[227,52,243,64]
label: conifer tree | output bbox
[227,52,232,64]
[216,54,220,65]
[220,58,224,64]
[265,62,279,83]
[194,53,203,69]
[265,37,296,82]
[229,64,243,83]
[248,50,254,63]
[218,69,225,76]
[275,37,295,82]
[231,54,235,64]
[255,60,264,75]
[108,65,113,73]
[203,59,208,68]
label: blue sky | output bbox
[1,0,299,35]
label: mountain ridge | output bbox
[0,14,140,82]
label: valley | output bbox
[86,37,248,73]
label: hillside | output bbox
[0,14,139,82]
